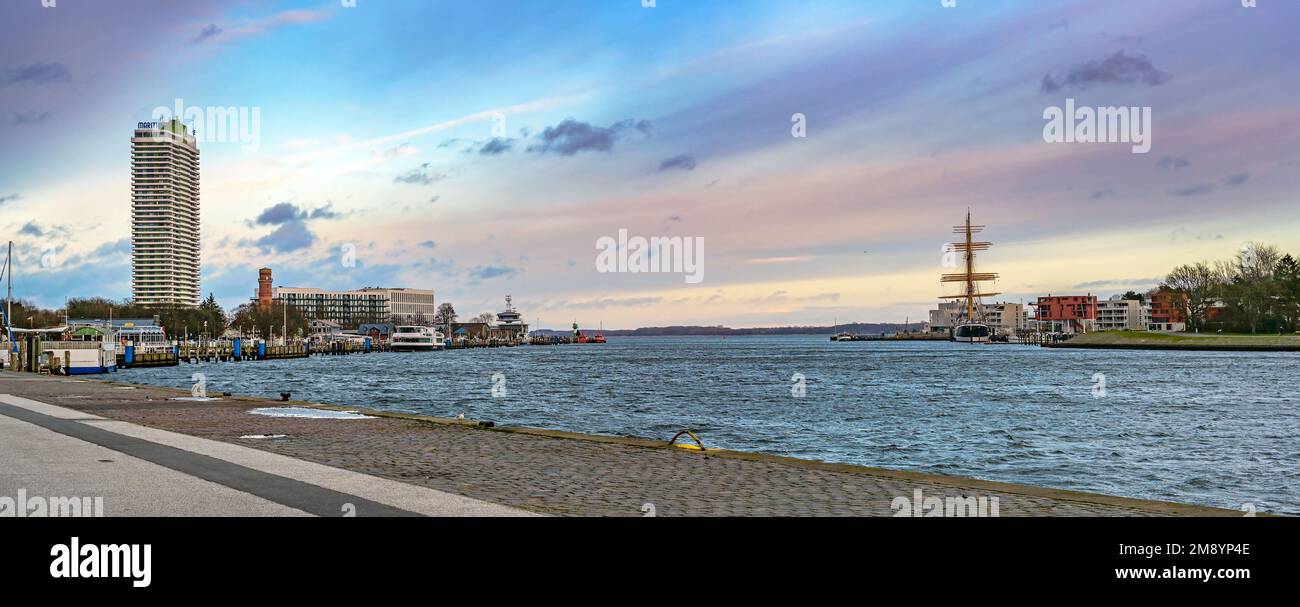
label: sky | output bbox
[1,0,1298,329]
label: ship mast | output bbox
[940,210,1000,324]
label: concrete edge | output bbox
[78,375,1260,517]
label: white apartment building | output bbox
[266,286,435,327]
[1096,295,1145,331]
[928,301,1026,335]
[131,118,201,306]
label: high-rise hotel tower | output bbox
[131,118,200,306]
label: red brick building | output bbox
[1148,290,1187,331]
[1035,294,1098,333]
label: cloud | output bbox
[87,238,131,260]
[527,118,652,156]
[9,111,52,125]
[195,10,330,45]
[254,202,303,225]
[658,154,696,172]
[0,193,19,206]
[1169,183,1214,197]
[1089,189,1116,200]
[193,24,222,44]
[1224,172,1250,186]
[467,265,517,280]
[1072,277,1162,289]
[745,256,814,264]
[418,240,437,249]
[477,138,513,155]
[1041,51,1170,93]
[254,220,315,253]
[375,143,416,158]
[429,195,441,204]
[252,201,342,225]
[308,202,341,220]
[567,296,663,309]
[19,222,44,237]
[395,163,446,185]
[0,62,71,86]
[1157,156,1189,170]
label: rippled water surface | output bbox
[122,336,1300,513]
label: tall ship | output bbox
[940,210,1000,344]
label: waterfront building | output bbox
[364,287,436,324]
[1035,294,1098,333]
[267,287,390,328]
[1147,290,1187,332]
[928,301,1025,336]
[131,118,201,306]
[252,280,436,329]
[309,319,343,337]
[493,295,529,341]
[1096,295,1145,331]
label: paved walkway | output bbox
[0,386,529,517]
[1,372,1240,516]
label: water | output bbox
[122,336,1300,514]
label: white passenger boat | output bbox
[390,326,445,351]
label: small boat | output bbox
[831,332,856,341]
[390,326,445,351]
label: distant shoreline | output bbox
[534,323,926,337]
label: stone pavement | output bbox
[0,378,529,517]
[0,372,1241,517]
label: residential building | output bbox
[253,279,436,328]
[1036,294,1098,333]
[1148,290,1187,332]
[1096,295,1145,331]
[131,118,201,306]
[928,301,1026,335]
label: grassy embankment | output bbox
[1051,330,1300,351]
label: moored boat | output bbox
[390,326,445,351]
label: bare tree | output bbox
[1161,262,1225,331]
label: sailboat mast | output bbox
[5,241,11,344]
[965,211,976,323]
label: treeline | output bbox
[6,293,386,340]
[1161,242,1300,333]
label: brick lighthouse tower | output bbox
[258,268,274,310]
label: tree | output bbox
[1222,242,1281,333]
[1161,262,1224,331]
[228,302,308,341]
[1274,255,1300,332]
[433,303,457,326]
[1120,290,1146,304]
[471,312,496,324]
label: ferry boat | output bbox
[390,326,445,351]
